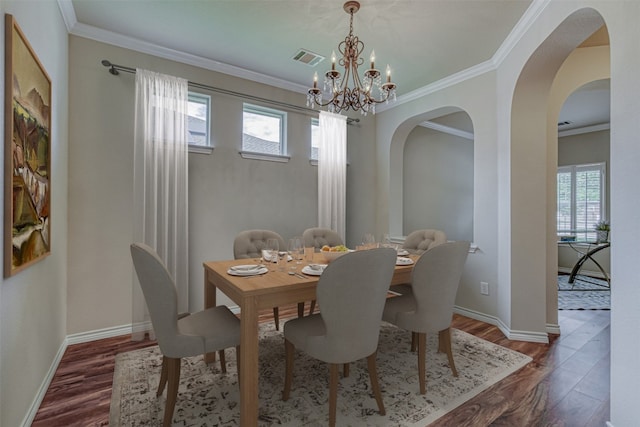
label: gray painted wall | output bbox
[403,125,474,241]
[0,2,69,426]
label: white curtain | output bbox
[132,69,189,340]
[318,111,347,242]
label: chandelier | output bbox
[306,1,396,115]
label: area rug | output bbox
[110,323,532,426]
[558,274,610,310]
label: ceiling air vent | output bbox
[558,121,572,127]
[292,49,325,67]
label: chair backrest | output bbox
[307,248,397,364]
[130,243,181,354]
[400,241,470,333]
[233,229,286,259]
[402,229,447,254]
[302,227,343,249]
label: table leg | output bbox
[240,296,259,427]
[204,273,217,364]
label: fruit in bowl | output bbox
[320,245,350,262]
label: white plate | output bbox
[227,266,268,276]
[396,249,409,256]
[302,264,328,276]
[396,257,414,266]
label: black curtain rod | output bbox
[100,60,360,125]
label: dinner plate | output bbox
[396,249,409,256]
[227,265,269,276]
[301,264,327,276]
[396,257,414,266]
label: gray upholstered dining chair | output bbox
[382,240,470,395]
[402,229,447,254]
[302,227,344,249]
[301,227,344,314]
[130,243,240,427]
[282,248,397,427]
[233,229,306,329]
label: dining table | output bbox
[202,250,417,427]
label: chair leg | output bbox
[163,357,181,427]
[439,328,458,377]
[411,332,417,352]
[273,307,280,330]
[297,302,305,318]
[218,349,226,373]
[309,299,316,315]
[417,332,427,394]
[157,356,168,396]
[329,363,339,427]
[343,363,349,377]
[283,339,295,401]
[366,353,386,416]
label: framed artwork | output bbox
[4,14,51,277]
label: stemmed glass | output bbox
[266,238,279,269]
[363,233,376,249]
[289,237,303,264]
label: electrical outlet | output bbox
[480,281,489,295]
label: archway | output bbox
[510,9,607,334]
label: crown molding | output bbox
[56,0,77,32]
[558,122,610,137]
[57,1,309,95]
[58,0,551,111]
[419,120,474,140]
[379,0,551,112]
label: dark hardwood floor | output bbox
[33,305,610,426]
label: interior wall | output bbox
[378,73,500,322]
[402,125,473,241]
[0,2,69,426]
[67,35,374,329]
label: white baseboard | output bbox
[546,323,561,335]
[454,305,550,344]
[21,339,68,427]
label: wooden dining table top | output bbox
[201,249,418,427]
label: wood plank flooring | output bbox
[32,306,610,426]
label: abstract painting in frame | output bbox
[4,14,51,277]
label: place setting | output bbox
[227,264,268,277]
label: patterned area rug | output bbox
[110,323,531,426]
[558,274,610,310]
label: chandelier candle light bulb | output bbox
[306,0,397,115]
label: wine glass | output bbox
[266,238,279,266]
[289,237,303,265]
[363,233,375,249]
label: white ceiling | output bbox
[62,0,609,131]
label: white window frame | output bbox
[187,92,212,154]
[310,117,319,164]
[557,162,606,242]
[240,103,289,162]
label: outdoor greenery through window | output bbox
[311,118,319,160]
[187,92,211,149]
[242,104,286,156]
[557,163,606,242]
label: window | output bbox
[242,104,287,157]
[187,92,211,152]
[311,118,319,161]
[557,162,606,241]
